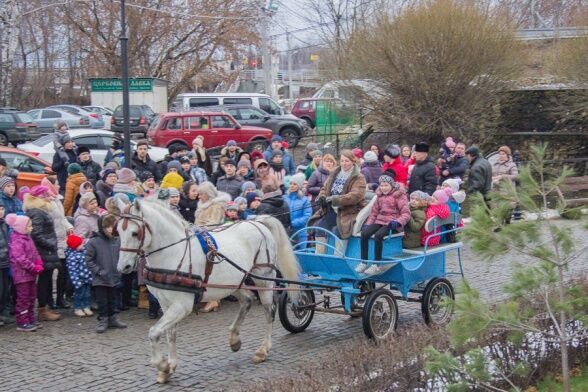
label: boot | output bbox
[108,315,127,329]
[56,298,71,309]
[96,317,108,334]
[201,300,219,313]
[38,306,61,321]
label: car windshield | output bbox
[16,113,34,123]
[114,106,143,117]
[30,134,55,146]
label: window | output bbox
[31,134,55,146]
[74,136,100,149]
[0,114,14,124]
[41,110,61,119]
[189,97,219,108]
[259,98,281,115]
[0,152,46,173]
[239,108,263,120]
[57,107,80,115]
[185,116,208,129]
[298,101,310,110]
[166,117,182,130]
[211,116,233,128]
[28,110,40,119]
[100,135,113,148]
[223,97,252,105]
[226,109,241,120]
[16,113,34,123]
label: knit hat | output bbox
[117,168,136,184]
[101,168,117,182]
[168,145,177,155]
[224,159,237,167]
[290,173,305,189]
[352,148,363,160]
[271,150,283,158]
[498,145,511,156]
[379,169,396,184]
[414,142,429,153]
[251,150,264,162]
[442,178,462,193]
[161,172,184,190]
[271,135,283,143]
[238,160,251,169]
[17,186,30,202]
[246,192,261,207]
[363,151,378,163]
[241,181,256,192]
[5,213,30,234]
[0,176,15,191]
[62,134,73,144]
[30,185,51,198]
[166,160,182,173]
[384,144,401,158]
[179,156,190,165]
[432,189,449,204]
[445,137,456,149]
[310,150,323,158]
[40,177,59,199]
[54,119,68,130]
[226,201,238,211]
[140,171,154,182]
[79,192,97,209]
[306,142,318,152]
[167,188,180,197]
[66,234,84,250]
[76,146,90,156]
[192,136,204,147]
[410,190,431,202]
[234,196,247,207]
[227,140,237,147]
[67,163,82,175]
[465,146,479,156]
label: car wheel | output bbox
[0,133,8,146]
[301,117,314,129]
[168,142,188,153]
[279,127,300,148]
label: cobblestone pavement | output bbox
[1,221,586,391]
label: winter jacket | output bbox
[26,207,61,269]
[360,161,383,189]
[8,231,41,284]
[308,165,367,239]
[95,180,113,208]
[64,173,88,216]
[257,191,291,230]
[0,192,23,215]
[408,156,437,196]
[307,166,330,203]
[263,147,296,175]
[193,147,213,176]
[491,159,518,187]
[466,156,492,196]
[79,158,102,185]
[442,155,468,181]
[194,192,231,228]
[284,191,312,242]
[210,167,225,187]
[179,195,198,223]
[51,148,78,194]
[189,166,208,185]
[65,247,92,289]
[131,153,162,182]
[422,203,450,247]
[238,169,255,182]
[402,207,427,249]
[366,188,410,227]
[216,175,244,200]
[0,219,9,269]
[220,146,243,161]
[255,173,280,193]
[47,198,72,259]
[382,157,408,186]
[73,207,100,238]
[86,231,121,287]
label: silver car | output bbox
[48,105,105,129]
[28,108,91,131]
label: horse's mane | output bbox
[140,198,191,231]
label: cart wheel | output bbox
[278,289,315,333]
[362,288,398,341]
[421,278,455,326]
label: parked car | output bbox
[172,93,285,115]
[291,98,349,129]
[0,146,52,189]
[18,129,168,165]
[83,105,113,130]
[0,109,40,146]
[48,105,105,129]
[111,104,157,136]
[213,104,307,147]
[147,111,273,152]
[28,108,91,132]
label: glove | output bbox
[388,220,401,230]
[35,259,43,268]
[316,196,327,210]
[34,264,44,274]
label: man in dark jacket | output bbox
[86,214,126,333]
[440,142,468,183]
[256,184,291,230]
[131,140,162,182]
[465,146,492,197]
[216,159,244,200]
[51,136,77,194]
[0,200,11,325]
[77,146,102,185]
[408,142,438,195]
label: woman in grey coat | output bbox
[491,145,518,188]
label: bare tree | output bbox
[0,0,21,106]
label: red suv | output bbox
[291,98,346,129]
[147,111,273,152]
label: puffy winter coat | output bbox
[132,153,162,182]
[86,231,121,287]
[284,191,312,242]
[0,192,23,215]
[366,188,410,227]
[263,147,296,175]
[73,207,100,238]
[466,156,492,196]
[26,206,61,269]
[65,247,92,289]
[408,156,437,196]
[79,158,102,185]
[220,146,243,161]
[382,157,408,186]
[47,198,72,259]
[64,173,88,216]
[95,180,113,208]
[0,219,9,269]
[257,191,291,230]
[422,203,450,247]
[360,161,382,189]
[307,166,330,203]
[443,155,468,181]
[8,231,41,284]
[216,175,244,200]
[491,159,518,187]
[51,148,78,194]
[194,192,231,228]
[179,195,198,223]
[402,207,427,249]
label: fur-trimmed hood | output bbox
[23,195,53,212]
[197,191,231,210]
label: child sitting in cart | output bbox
[422,189,451,247]
[356,170,410,275]
[402,191,429,249]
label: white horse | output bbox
[112,197,300,384]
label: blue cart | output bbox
[278,214,464,341]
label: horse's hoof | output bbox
[230,340,242,352]
[252,350,267,364]
[156,371,170,384]
[169,362,177,374]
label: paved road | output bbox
[1,221,585,391]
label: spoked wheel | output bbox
[421,278,455,326]
[278,289,315,333]
[362,288,398,341]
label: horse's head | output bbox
[116,198,153,274]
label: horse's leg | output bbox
[228,290,254,352]
[253,288,275,364]
[167,325,178,374]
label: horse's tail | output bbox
[255,216,301,301]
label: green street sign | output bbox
[90,78,153,92]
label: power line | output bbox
[115,1,260,21]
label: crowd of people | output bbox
[0,120,519,332]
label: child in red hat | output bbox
[66,234,93,317]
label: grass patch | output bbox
[531,365,588,391]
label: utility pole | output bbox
[119,0,131,168]
[259,0,277,100]
[287,32,293,99]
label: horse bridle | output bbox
[118,205,153,256]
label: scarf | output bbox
[330,167,352,196]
